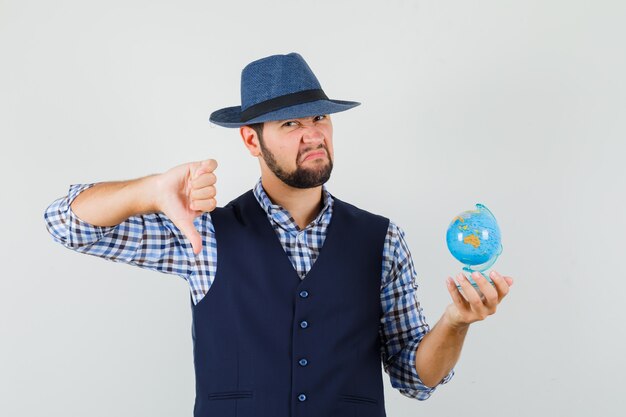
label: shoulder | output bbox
[386,219,406,240]
[331,194,390,225]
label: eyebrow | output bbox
[278,115,323,123]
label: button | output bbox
[298,393,307,402]
[297,232,305,242]
[299,358,308,366]
[299,290,309,298]
[300,320,308,329]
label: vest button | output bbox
[300,320,308,329]
[299,358,308,366]
[299,290,309,298]
[298,393,307,402]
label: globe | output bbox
[446,204,503,288]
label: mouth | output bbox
[301,150,327,162]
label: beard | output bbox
[259,141,333,189]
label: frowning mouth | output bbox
[301,150,327,162]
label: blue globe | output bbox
[446,204,502,273]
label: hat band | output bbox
[240,89,329,122]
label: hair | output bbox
[247,122,264,143]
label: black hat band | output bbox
[240,89,329,122]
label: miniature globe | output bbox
[446,204,503,284]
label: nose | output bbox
[301,124,324,144]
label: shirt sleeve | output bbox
[43,182,208,281]
[379,220,454,400]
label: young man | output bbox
[44,52,513,417]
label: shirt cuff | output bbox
[66,183,118,246]
[398,336,456,400]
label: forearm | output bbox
[414,312,468,388]
[70,174,161,227]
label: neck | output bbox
[261,174,324,230]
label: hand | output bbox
[444,270,513,329]
[154,159,218,255]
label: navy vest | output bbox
[191,190,390,417]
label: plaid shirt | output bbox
[44,178,453,400]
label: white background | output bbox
[1,0,625,416]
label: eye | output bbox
[281,115,327,127]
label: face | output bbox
[252,114,334,189]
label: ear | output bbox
[240,126,261,157]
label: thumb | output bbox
[174,217,203,256]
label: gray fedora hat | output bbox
[209,52,360,128]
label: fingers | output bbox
[446,270,513,326]
[189,159,218,213]
[472,272,499,314]
[489,270,512,302]
[503,275,514,286]
[191,171,217,188]
[190,185,216,200]
[190,198,217,212]
[191,159,218,178]
[457,273,491,320]
[189,183,217,212]
[190,159,218,188]
[446,276,470,310]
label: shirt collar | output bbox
[252,177,334,232]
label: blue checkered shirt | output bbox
[44,178,453,400]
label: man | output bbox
[44,52,513,417]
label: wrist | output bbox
[131,174,162,215]
[442,305,471,333]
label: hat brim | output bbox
[208,99,360,128]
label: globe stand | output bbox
[456,266,495,291]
